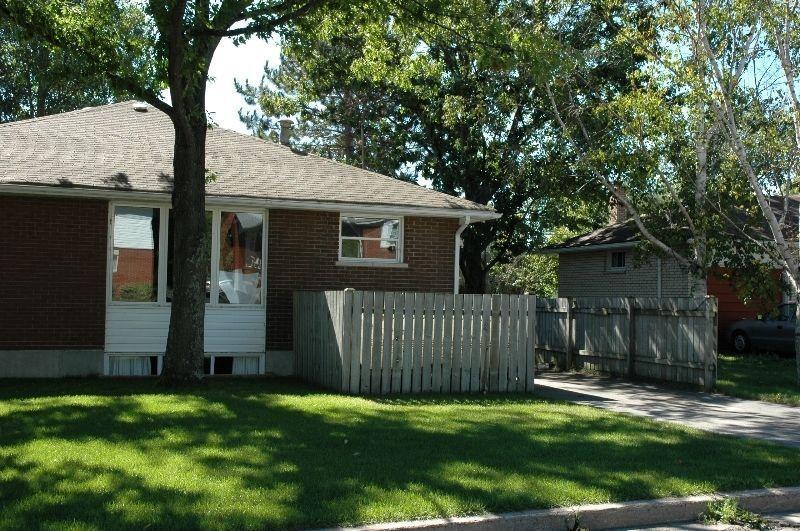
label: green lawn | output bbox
[717,354,800,407]
[1,379,800,530]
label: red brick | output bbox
[0,195,107,349]
[266,210,457,351]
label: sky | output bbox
[205,37,280,133]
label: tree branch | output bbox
[696,3,800,287]
[545,82,693,269]
[197,0,328,37]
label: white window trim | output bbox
[107,202,268,308]
[608,250,628,272]
[338,213,404,264]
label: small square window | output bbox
[340,215,402,262]
[610,251,626,270]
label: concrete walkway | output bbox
[623,511,800,529]
[534,373,800,448]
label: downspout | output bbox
[454,216,471,294]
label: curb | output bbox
[321,486,800,530]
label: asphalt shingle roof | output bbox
[0,101,494,214]
[540,221,638,252]
[542,196,800,253]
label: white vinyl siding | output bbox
[105,306,266,353]
[558,251,692,298]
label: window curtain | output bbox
[232,357,259,375]
[111,356,151,376]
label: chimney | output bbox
[278,117,294,146]
[609,184,629,224]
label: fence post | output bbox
[351,290,364,394]
[565,297,574,370]
[527,295,537,392]
[626,297,636,378]
[704,295,717,392]
[293,291,300,378]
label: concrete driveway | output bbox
[534,372,800,448]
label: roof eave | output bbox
[0,182,499,220]
[536,241,638,254]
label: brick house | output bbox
[540,202,791,340]
[0,102,498,377]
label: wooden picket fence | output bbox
[293,291,719,394]
[535,296,718,390]
[293,290,537,394]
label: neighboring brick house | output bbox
[540,203,790,340]
[0,101,498,377]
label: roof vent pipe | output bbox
[278,117,294,146]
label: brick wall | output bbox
[557,250,693,298]
[267,210,458,350]
[0,195,108,349]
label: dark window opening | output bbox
[214,356,234,375]
[611,251,626,269]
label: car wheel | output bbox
[732,331,750,353]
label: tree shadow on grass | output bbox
[0,379,799,530]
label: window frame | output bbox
[215,210,267,306]
[338,213,404,264]
[107,202,267,308]
[608,250,628,272]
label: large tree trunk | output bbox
[162,115,208,384]
[461,232,487,293]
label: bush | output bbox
[702,499,770,530]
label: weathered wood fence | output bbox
[536,297,718,390]
[293,290,537,394]
[294,291,718,394]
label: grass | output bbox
[1,379,800,530]
[717,354,800,407]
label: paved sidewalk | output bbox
[329,488,800,531]
[623,511,800,529]
[534,373,800,447]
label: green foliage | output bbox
[118,283,156,302]
[0,20,122,122]
[237,29,416,179]
[239,0,638,291]
[703,498,770,530]
[489,227,583,296]
[0,0,165,108]
[541,0,800,313]
[341,238,362,258]
[489,254,559,297]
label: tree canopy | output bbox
[0,21,116,122]
[238,0,646,292]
